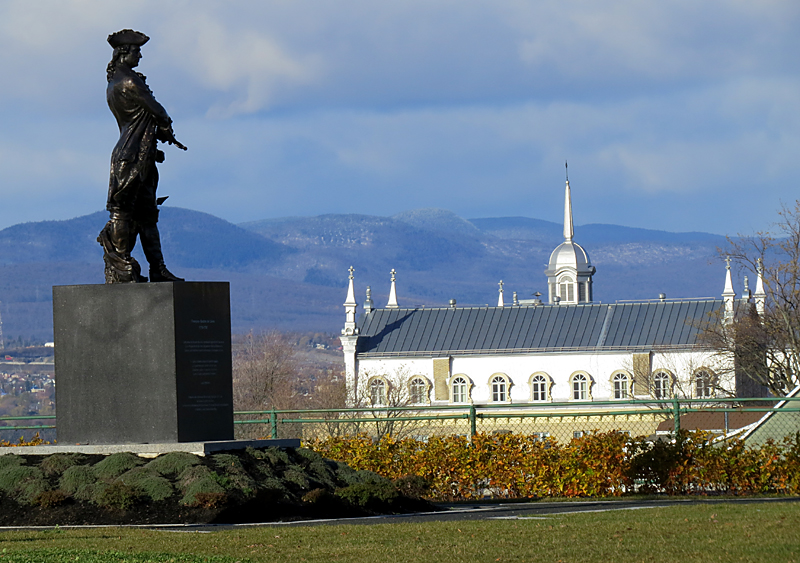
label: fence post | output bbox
[270,408,278,439]
[672,397,681,435]
[469,404,477,439]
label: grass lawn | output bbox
[0,500,798,562]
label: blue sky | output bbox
[0,1,798,234]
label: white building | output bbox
[339,177,767,413]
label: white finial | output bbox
[364,285,374,314]
[387,269,399,308]
[564,168,574,242]
[344,266,356,306]
[342,266,359,335]
[497,280,504,307]
[754,257,766,315]
[512,291,518,306]
[722,256,735,323]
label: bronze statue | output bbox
[98,29,186,283]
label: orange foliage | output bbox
[308,431,800,500]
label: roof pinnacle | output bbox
[564,166,574,243]
[387,269,399,308]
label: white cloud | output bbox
[159,12,321,117]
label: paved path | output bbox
[1,497,797,532]
[165,496,800,531]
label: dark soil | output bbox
[0,447,436,526]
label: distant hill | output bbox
[0,207,731,342]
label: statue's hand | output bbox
[157,125,188,151]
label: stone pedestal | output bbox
[53,282,234,445]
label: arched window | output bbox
[530,374,549,402]
[369,378,387,406]
[612,372,630,399]
[452,376,469,403]
[571,372,589,400]
[491,375,509,402]
[695,370,714,398]
[409,377,428,404]
[559,276,575,303]
[653,371,671,399]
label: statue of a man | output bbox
[98,29,186,283]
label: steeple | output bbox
[342,266,359,336]
[387,269,399,308]
[340,266,360,405]
[564,161,573,242]
[545,164,595,304]
[754,257,766,315]
[722,256,736,323]
[497,280,504,307]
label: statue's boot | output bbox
[139,222,184,282]
[97,212,146,283]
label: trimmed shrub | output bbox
[295,448,323,463]
[180,477,226,507]
[145,452,200,477]
[94,481,142,510]
[60,465,98,501]
[282,466,311,490]
[40,453,86,477]
[260,447,290,467]
[0,455,25,471]
[93,453,144,481]
[34,489,69,508]
[0,466,50,505]
[117,467,174,502]
[210,454,256,496]
[305,464,335,490]
[394,475,430,499]
[335,481,399,509]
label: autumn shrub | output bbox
[34,489,69,508]
[0,433,47,447]
[192,492,228,508]
[308,430,800,500]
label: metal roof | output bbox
[356,300,723,357]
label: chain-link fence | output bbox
[233,397,800,444]
[2,397,797,446]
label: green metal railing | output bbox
[232,397,800,441]
[3,397,799,442]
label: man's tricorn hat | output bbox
[107,29,149,48]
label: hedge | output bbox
[307,430,800,500]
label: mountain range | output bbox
[0,207,730,341]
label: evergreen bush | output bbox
[93,452,144,481]
[40,453,86,477]
[144,452,200,477]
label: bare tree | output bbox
[350,365,424,439]
[233,331,300,413]
[703,200,800,396]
